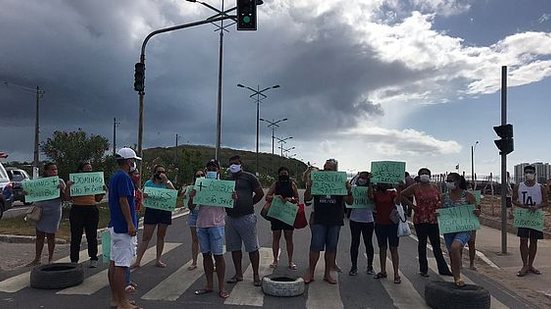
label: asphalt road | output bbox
[0,191,537,309]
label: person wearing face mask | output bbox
[440,173,479,287]
[512,165,548,277]
[65,162,105,267]
[265,166,300,270]
[183,170,205,271]
[400,168,452,277]
[346,171,375,276]
[190,159,233,299]
[225,155,265,286]
[131,164,175,269]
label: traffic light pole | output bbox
[135,15,236,174]
[500,65,508,255]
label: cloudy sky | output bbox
[1,0,550,179]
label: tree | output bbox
[41,130,110,180]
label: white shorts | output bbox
[109,227,137,267]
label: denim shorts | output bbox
[225,214,259,253]
[198,226,225,256]
[375,224,399,248]
[444,232,471,250]
[187,211,198,227]
[310,224,341,252]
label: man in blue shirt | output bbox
[108,147,140,309]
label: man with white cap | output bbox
[108,147,141,309]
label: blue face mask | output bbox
[206,171,218,179]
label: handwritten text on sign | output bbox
[69,172,105,197]
[371,161,406,184]
[346,186,374,209]
[267,197,298,226]
[311,171,348,196]
[22,176,60,203]
[437,204,480,234]
[143,187,178,211]
[193,178,235,208]
[513,208,544,232]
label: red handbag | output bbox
[294,203,308,229]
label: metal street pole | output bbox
[471,141,478,189]
[176,133,179,147]
[500,66,508,254]
[113,117,119,156]
[260,118,287,155]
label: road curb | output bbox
[478,214,551,239]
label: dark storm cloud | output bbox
[0,0,420,160]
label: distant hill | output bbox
[142,145,308,188]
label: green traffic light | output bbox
[243,16,251,24]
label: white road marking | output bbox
[305,253,343,309]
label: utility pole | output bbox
[33,86,40,179]
[113,117,119,156]
[500,66,508,254]
[176,133,179,147]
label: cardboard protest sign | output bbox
[267,197,298,226]
[437,204,480,234]
[468,190,481,205]
[311,171,348,196]
[371,161,406,184]
[346,186,374,209]
[513,208,544,232]
[69,172,105,196]
[22,176,60,203]
[193,178,235,208]
[143,187,178,211]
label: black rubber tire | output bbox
[261,275,305,297]
[30,263,84,289]
[425,281,490,309]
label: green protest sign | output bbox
[267,197,298,226]
[22,176,60,203]
[346,186,374,209]
[437,204,480,234]
[370,161,406,184]
[468,190,481,205]
[102,230,110,262]
[513,208,544,232]
[69,172,105,197]
[143,187,178,211]
[193,178,235,208]
[311,171,348,195]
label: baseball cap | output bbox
[116,147,142,161]
[206,159,220,168]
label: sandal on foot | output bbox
[529,267,541,275]
[419,272,429,277]
[303,277,314,284]
[323,277,337,284]
[226,277,243,284]
[374,272,387,279]
[218,290,230,299]
[187,264,197,271]
[155,261,167,268]
[125,285,136,293]
[454,279,465,287]
[517,267,529,277]
[288,263,298,271]
[394,276,401,284]
[269,262,278,269]
[194,288,213,295]
[253,279,262,287]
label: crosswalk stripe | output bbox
[224,247,272,306]
[426,258,508,309]
[372,253,429,309]
[141,254,204,301]
[0,244,102,293]
[57,242,181,295]
[305,254,343,309]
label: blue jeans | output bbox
[310,224,341,252]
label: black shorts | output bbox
[375,223,399,248]
[517,227,543,240]
[143,207,172,225]
[270,218,294,231]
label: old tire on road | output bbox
[30,263,84,289]
[262,275,305,297]
[425,281,490,309]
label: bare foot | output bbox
[25,260,40,267]
[156,261,167,268]
[303,273,315,284]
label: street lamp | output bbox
[260,117,287,155]
[471,141,479,189]
[278,145,295,157]
[237,83,280,174]
[275,136,293,156]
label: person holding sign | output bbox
[440,173,479,287]
[400,168,452,278]
[190,159,234,299]
[265,166,300,271]
[25,162,66,266]
[346,171,375,276]
[65,162,105,267]
[132,164,175,269]
[225,155,265,286]
[512,165,548,277]
[303,159,353,284]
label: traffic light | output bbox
[236,0,257,31]
[493,124,514,155]
[134,62,145,92]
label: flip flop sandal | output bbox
[253,280,262,287]
[269,262,278,269]
[530,268,542,275]
[194,289,213,295]
[303,277,314,284]
[219,290,230,299]
[394,277,401,284]
[323,277,337,284]
[454,279,465,287]
[226,277,243,284]
[517,270,528,277]
[125,285,136,293]
[288,263,298,271]
[188,264,198,271]
[374,272,387,279]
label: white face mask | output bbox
[129,161,137,172]
[525,173,535,181]
[419,174,430,183]
[229,164,241,174]
[206,171,218,179]
[446,182,456,190]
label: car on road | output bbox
[6,167,32,205]
[0,161,14,219]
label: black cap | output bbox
[206,159,220,168]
